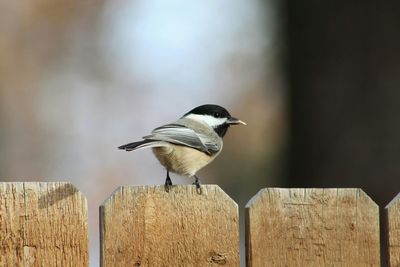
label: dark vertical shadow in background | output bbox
[284,1,400,265]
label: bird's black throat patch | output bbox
[213,123,230,138]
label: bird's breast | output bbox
[152,145,220,177]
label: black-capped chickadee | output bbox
[118,104,246,191]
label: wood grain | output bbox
[245,188,380,267]
[0,182,88,266]
[385,193,400,266]
[100,185,239,267]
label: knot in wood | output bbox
[207,251,227,265]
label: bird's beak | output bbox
[227,116,247,125]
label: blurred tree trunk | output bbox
[285,1,400,206]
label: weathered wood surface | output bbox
[100,185,239,267]
[0,182,88,267]
[245,188,380,267]
[386,193,400,267]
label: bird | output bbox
[118,104,246,192]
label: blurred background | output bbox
[1,0,399,266]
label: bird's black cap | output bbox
[184,104,231,118]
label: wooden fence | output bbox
[0,182,399,266]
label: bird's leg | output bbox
[193,175,202,194]
[165,169,173,192]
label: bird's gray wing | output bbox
[143,123,220,155]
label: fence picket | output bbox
[100,185,239,267]
[245,188,380,267]
[385,193,400,267]
[0,182,88,266]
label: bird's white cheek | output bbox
[185,114,227,127]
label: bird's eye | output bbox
[214,112,220,118]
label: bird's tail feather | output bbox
[118,140,167,151]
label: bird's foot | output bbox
[193,176,202,195]
[165,176,173,192]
